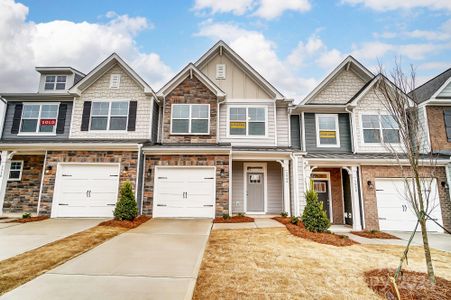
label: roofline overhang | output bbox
[306,158,449,166]
[0,143,141,151]
[142,146,231,155]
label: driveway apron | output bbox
[2,218,212,300]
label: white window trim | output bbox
[311,171,333,220]
[109,74,121,89]
[315,114,340,148]
[8,160,24,182]
[89,99,130,132]
[44,75,67,91]
[226,105,268,138]
[243,162,267,214]
[170,104,210,135]
[18,102,60,136]
[360,113,401,145]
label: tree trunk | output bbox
[419,217,436,284]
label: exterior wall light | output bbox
[367,180,374,190]
[220,169,225,177]
[441,181,449,191]
[45,165,52,174]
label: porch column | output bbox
[280,159,291,216]
[350,166,362,230]
[0,151,13,216]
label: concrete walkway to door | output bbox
[2,219,212,300]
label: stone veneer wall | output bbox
[313,168,344,224]
[39,151,138,215]
[142,155,229,216]
[361,165,451,231]
[162,76,217,144]
[3,155,44,214]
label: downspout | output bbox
[290,153,299,216]
[135,144,144,214]
[37,150,48,216]
[217,97,226,144]
[357,166,365,229]
[273,101,278,146]
[345,106,356,153]
[160,95,166,144]
[228,149,232,215]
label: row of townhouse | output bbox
[0,41,450,233]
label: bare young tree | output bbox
[375,60,440,284]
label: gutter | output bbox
[135,144,144,214]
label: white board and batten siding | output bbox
[276,106,289,147]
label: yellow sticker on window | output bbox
[230,122,246,129]
[319,131,336,138]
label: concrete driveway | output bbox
[389,231,451,252]
[0,218,102,260]
[2,218,212,300]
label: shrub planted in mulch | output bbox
[352,230,400,239]
[98,215,151,229]
[273,217,358,247]
[213,216,255,223]
[9,216,49,223]
[364,268,451,300]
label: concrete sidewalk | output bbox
[0,218,102,260]
[2,218,212,300]
[213,218,285,230]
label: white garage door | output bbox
[375,178,443,232]
[52,164,120,218]
[153,167,215,218]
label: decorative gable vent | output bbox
[216,64,226,80]
[110,74,121,88]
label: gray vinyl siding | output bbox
[151,100,159,142]
[276,106,289,146]
[231,161,283,214]
[2,101,73,140]
[438,82,451,98]
[304,113,352,152]
[290,115,301,148]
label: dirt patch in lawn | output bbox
[273,217,358,247]
[98,215,151,229]
[365,268,451,300]
[213,216,254,223]
[0,225,128,295]
[9,216,49,223]
[352,230,400,239]
[193,228,451,299]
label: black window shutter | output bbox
[11,103,23,134]
[127,101,138,131]
[80,101,91,131]
[444,109,451,142]
[56,103,67,134]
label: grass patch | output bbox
[365,268,451,299]
[213,216,254,223]
[273,217,357,247]
[0,215,151,295]
[9,216,49,223]
[352,230,400,240]
[193,228,451,299]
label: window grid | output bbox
[229,107,266,137]
[362,114,400,144]
[316,114,339,147]
[171,104,209,134]
[44,75,67,90]
[90,101,129,131]
[8,161,23,181]
[20,103,59,134]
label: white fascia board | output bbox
[143,147,231,155]
[232,151,295,161]
[0,143,140,151]
[306,158,449,166]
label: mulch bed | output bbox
[213,216,255,223]
[9,216,49,223]
[273,217,358,247]
[98,215,151,229]
[364,268,451,300]
[352,230,400,239]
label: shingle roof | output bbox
[409,68,451,103]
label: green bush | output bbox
[301,187,330,232]
[237,213,245,217]
[22,212,31,219]
[290,215,300,225]
[222,213,231,219]
[280,211,288,217]
[113,181,138,221]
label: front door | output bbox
[247,172,264,212]
[313,180,330,219]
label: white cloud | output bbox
[342,0,451,11]
[193,0,311,19]
[253,0,311,19]
[375,20,451,41]
[287,35,324,67]
[0,0,173,92]
[196,20,318,99]
[316,49,346,69]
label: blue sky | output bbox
[1,0,450,100]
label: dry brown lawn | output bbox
[193,228,451,299]
[0,225,127,295]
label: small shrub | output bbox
[280,211,288,217]
[237,213,245,217]
[290,215,300,225]
[301,186,331,232]
[222,213,231,219]
[22,212,31,219]
[113,181,138,221]
[370,229,378,234]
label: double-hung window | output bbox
[316,114,339,147]
[90,101,129,131]
[362,114,400,144]
[8,161,23,181]
[229,107,266,136]
[44,75,67,90]
[171,104,209,134]
[20,103,59,134]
